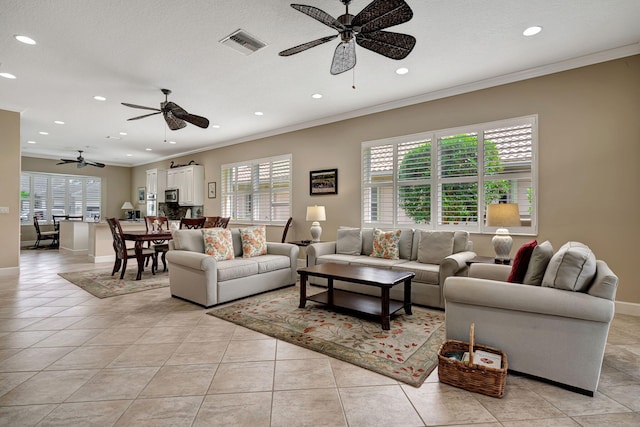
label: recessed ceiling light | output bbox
[15,35,36,45]
[523,26,542,37]
[27,140,36,144]
[211,124,221,129]
[126,153,133,157]
[311,93,323,99]
[168,141,177,145]
[54,120,65,125]
[0,72,16,79]
[395,67,409,75]
[119,132,127,136]
[145,148,152,151]
[93,95,106,101]
[254,111,264,116]
[39,131,48,135]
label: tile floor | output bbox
[0,250,639,426]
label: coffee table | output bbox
[298,263,415,330]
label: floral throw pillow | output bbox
[239,226,267,258]
[370,228,401,260]
[202,228,234,261]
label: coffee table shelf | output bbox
[307,289,406,318]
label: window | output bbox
[362,116,537,234]
[20,172,102,223]
[221,154,292,224]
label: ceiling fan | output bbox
[279,0,416,75]
[57,150,105,168]
[122,89,210,130]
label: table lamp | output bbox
[121,201,134,220]
[486,203,520,263]
[306,205,326,242]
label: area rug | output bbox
[209,286,445,387]
[59,268,169,298]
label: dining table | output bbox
[121,230,173,280]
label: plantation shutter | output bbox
[397,139,431,225]
[362,144,394,226]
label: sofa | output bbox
[307,227,476,309]
[443,241,618,395]
[165,228,299,308]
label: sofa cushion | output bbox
[417,231,454,265]
[542,242,597,292]
[216,259,259,281]
[239,226,267,258]
[171,229,205,253]
[255,254,291,274]
[507,240,537,283]
[336,228,362,255]
[316,254,361,265]
[371,228,401,260]
[523,240,553,286]
[351,256,408,269]
[393,261,440,284]
[453,231,470,254]
[202,228,235,261]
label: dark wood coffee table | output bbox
[298,263,415,330]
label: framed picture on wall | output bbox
[137,187,145,203]
[208,182,216,199]
[310,168,338,195]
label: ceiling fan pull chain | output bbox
[352,67,356,90]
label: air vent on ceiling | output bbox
[219,29,267,55]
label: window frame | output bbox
[361,115,538,235]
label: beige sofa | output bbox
[307,228,476,309]
[166,228,299,308]
[444,242,618,395]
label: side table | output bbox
[466,256,511,266]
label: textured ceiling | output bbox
[1,0,639,167]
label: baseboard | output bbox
[615,301,640,317]
[0,266,20,277]
[59,247,88,256]
[89,255,115,263]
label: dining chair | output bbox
[217,217,231,228]
[144,215,170,272]
[33,216,59,248]
[203,216,220,228]
[281,217,293,243]
[179,217,206,229]
[106,217,156,279]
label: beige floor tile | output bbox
[155,311,203,327]
[165,341,227,365]
[0,317,43,332]
[107,343,180,368]
[20,316,84,331]
[184,324,235,342]
[599,383,640,410]
[114,395,203,427]
[0,330,56,348]
[274,358,336,390]
[66,367,159,401]
[135,326,192,344]
[47,345,128,370]
[339,385,424,427]
[65,315,122,329]
[571,412,640,426]
[208,361,275,393]
[139,364,218,398]
[231,325,273,340]
[0,369,98,405]
[85,327,149,346]
[276,340,328,360]
[473,385,565,421]
[0,371,37,397]
[222,339,277,363]
[529,383,631,416]
[0,404,58,426]
[0,346,74,372]
[271,388,347,427]
[330,358,398,387]
[194,392,272,427]
[501,418,581,427]
[31,328,101,347]
[37,399,132,426]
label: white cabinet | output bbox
[146,169,167,202]
[166,165,204,206]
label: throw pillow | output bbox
[336,228,362,255]
[542,241,597,292]
[370,228,401,260]
[507,240,537,283]
[202,228,234,261]
[522,240,554,286]
[239,226,267,258]
[417,231,454,265]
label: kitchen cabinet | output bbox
[146,168,167,202]
[166,165,204,206]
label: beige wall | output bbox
[136,55,640,305]
[0,110,21,272]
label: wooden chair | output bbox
[204,216,230,228]
[33,216,59,248]
[106,217,156,279]
[144,215,170,272]
[179,217,206,229]
[217,217,231,228]
[281,217,293,243]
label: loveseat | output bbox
[444,241,618,395]
[166,228,299,308]
[307,228,476,309]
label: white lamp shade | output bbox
[306,206,326,222]
[486,203,520,227]
[121,201,134,210]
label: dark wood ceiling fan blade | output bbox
[127,112,162,121]
[330,39,356,75]
[356,30,416,59]
[166,102,209,129]
[56,160,76,164]
[279,35,338,56]
[291,4,345,31]
[85,161,106,168]
[121,102,161,112]
[163,112,187,131]
[353,0,413,33]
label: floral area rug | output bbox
[209,285,445,387]
[59,268,169,298]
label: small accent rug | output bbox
[59,268,169,298]
[209,286,445,387]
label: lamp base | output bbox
[492,228,513,262]
[309,222,322,242]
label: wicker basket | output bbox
[437,323,508,398]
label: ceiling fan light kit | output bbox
[279,0,416,75]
